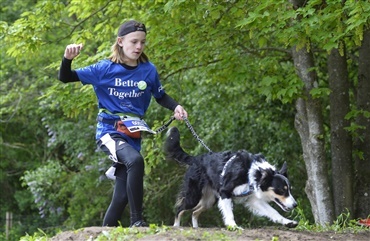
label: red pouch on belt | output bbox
[115,120,141,139]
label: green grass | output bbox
[93,224,236,241]
[293,207,369,233]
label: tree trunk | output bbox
[292,45,334,225]
[289,0,334,226]
[328,46,353,218]
[354,29,370,218]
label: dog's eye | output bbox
[275,188,285,195]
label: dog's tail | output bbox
[164,127,194,165]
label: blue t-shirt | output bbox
[76,59,165,151]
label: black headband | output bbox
[118,21,146,37]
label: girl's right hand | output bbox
[64,43,83,60]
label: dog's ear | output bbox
[259,168,274,191]
[279,162,288,177]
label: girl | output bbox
[58,20,188,227]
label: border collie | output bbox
[164,127,298,229]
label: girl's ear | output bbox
[117,37,124,47]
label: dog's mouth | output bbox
[274,198,293,212]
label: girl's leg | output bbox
[116,144,146,226]
[102,164,128,226]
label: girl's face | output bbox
[118,31,146,66]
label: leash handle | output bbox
[182,116,212,153]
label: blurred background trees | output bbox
[1,0,369,240]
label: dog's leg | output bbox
[173,178,203,227]
[246,197,298,227]
[191,186,216,228]
[218,198,237,227]
[174,210,185,227]
[192,205,204,228]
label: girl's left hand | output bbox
[174,105,188,120]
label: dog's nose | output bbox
[293,202,298,208]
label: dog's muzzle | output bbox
[274,197,297,212]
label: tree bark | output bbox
[290,0,334,226]
[354,29,370,218]
[292,45,334,225]
[328,46,353,218]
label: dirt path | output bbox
[50,226,369,241]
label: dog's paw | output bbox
[226,225,244,231]
[285,221,298,228]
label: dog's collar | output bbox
[233,184,255,197]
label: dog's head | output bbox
[257,162,297,212]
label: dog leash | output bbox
[154,116,176,134]
[182,116,213,153]
[155,115,212,152]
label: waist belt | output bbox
[99,108,141,118]
[97,109,141,126]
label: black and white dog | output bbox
[164,127,298,229]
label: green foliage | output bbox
[19,229,48,241]
[2,0,370,239]
[93,225,171,241]
[295,210,369,233]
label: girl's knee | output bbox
[130,154,144,170]
[117,149,144,170]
